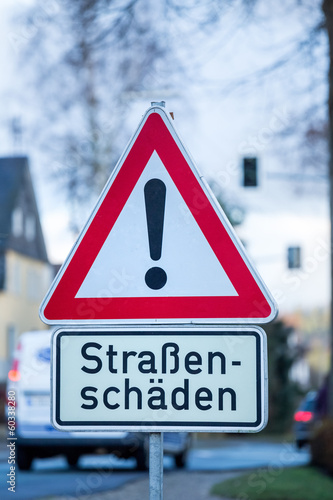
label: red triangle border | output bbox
[41,108,277,323]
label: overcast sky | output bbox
[0,0,329,316]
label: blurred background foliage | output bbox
[5,0,333,431]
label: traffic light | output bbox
[243,157,258,187]
[287,246,301,269]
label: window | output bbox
[243,157,258,187]
[27,268,41,301]
[8,259,22,295]
[25,214,36,241]
[7,325,17,363]
[0,253,5,290]
[12,207,23,237]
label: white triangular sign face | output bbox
[40,105,277,325]
[76,151,237,299]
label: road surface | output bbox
[0,437,310,499]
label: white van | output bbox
[7,330,191,471]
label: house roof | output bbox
[0,156,48,263]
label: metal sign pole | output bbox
[149,432,163,500]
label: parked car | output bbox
[7,329,191,471]
[293,391,318,449]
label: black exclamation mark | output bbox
[144,179,167,290]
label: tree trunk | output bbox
[323,0,333,418]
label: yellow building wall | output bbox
[0,250,53,380]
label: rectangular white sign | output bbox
[51,326,267,432]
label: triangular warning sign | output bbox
[40,105,278,325]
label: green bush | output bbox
[264,320,303,434]
[311,419,333,475]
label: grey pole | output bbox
[149,432,163,500]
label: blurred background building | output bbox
[0,0,331,433]
[0,156,52,397]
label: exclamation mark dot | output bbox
[144,179,167,290]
